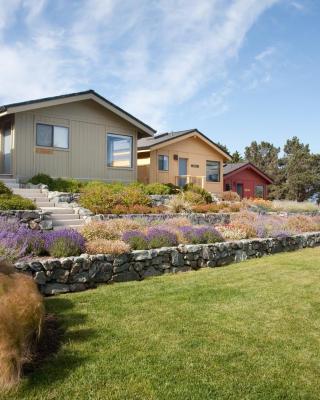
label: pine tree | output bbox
[244,141,280,179]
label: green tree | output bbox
[230,151,244,163]
[244,141,280,179]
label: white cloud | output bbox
[0,0,281,129]
[290,1,305,11]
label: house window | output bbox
[255,185,264,198]
[225,183,231,191]
[158,155,169,171]
[206,161,220,182]
[36,123,69,149]
[107,133,133,168]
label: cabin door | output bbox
[178,158,188,187]
[236,183,244,199]
[2,126,12,174]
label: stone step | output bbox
[53,219,84,226]
[51,214,80,220]
[3,182,20,189]
[13,189,45,195]
[36,201,55,207]
[53,225,83,230]
[41,207,75,214]
[21,196,49,202]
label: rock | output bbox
[34,271,47,285]
[113,263,130,273]
[111,270,140,283]
[39,219,53,230]
[171,250,184,266]
[69,283,87,292]
[142,266,162,278]
[42,283,70,295]
[29,261,43,272]
[52,268,69,283]
[132,250,152,261]
[71,272,89,283]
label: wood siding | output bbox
[138,136,225,194]
[14,99,138,182]
[224,167,271,199]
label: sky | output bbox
[0,0,319,155]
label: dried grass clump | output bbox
[221,191,240,202]
[81,219,142,241]
[86,239,130,255]
[167,195,192,213]
[0,261,44,391]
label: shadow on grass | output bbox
[23,297,97,390]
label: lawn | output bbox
[3,248,320,400]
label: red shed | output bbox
[223,162,274,199]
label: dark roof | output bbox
[223,162,274,183]
[0,89,156,134]
[138,129,231,158]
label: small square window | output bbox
[158,155,169,171]
[107,133,133,168]
[255,185,264,198]
[53,126,69,149]
[36,124,53,147]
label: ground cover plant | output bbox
[0,182,35,211]
[0,217,85,261]
[4,248,320,400]
[0,261,44,392]
[245,198,319,213]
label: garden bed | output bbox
[14,231,320,295]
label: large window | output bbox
[206,160,220,182]
[158,155,169,171]
[255,185,264,198]
[36,123,69,149]
[107,133,133,168]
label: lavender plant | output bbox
[44,229,85,257]
[180,226,224,244]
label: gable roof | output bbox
[223,162,274,183]
[138,129,231,160]
[0,89,156,137]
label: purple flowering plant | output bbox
[44,229,85,257]
[180,226,224,244]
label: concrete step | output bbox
[13,189,45,195]
[36,201,55,207]
[3,182,20,189]
[53,225,83,230]
[41,207,75,214]
[53,219,84,227]
[51,214,80,220]
[20,196,49,202]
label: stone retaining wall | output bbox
[0,210,51,230]
[14,231,320,295]
[87,212,231,225]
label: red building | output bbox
[223,162,274,199]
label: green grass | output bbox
[3,248,320,400]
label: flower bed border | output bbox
[14,231,320,295]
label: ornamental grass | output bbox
[0,261,44,391]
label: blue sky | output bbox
[0,0,319,154]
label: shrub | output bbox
[191,203,224,213]
[183,191,206,205]
[144,183,171,195]
[221,191,240,202]
[122,230,148,250]
[0,194,36,210]
[51,178,85,193]
[272,200,319,213]
[86,239,130,255]
[28,173,54,188]
[0,261,44,391]
[244,198,273,212]
[44,229,85,257]
[167,194,192,213]
[216,224,247,240]
[0,182,12,196]
[79,183,151,214]
[284,215,320,233]
[110,204,163,215]
[81,219,141,241]
[146,227,178,248]
[164,183,180,194]
[184,183,212,204]
[179,226,224,244]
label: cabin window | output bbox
[36,123,69,149]
[255,185,264,198]
[225,183,231,191]
[158,155,169,171]
[107,133,133,168]
[206,160,220,182]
